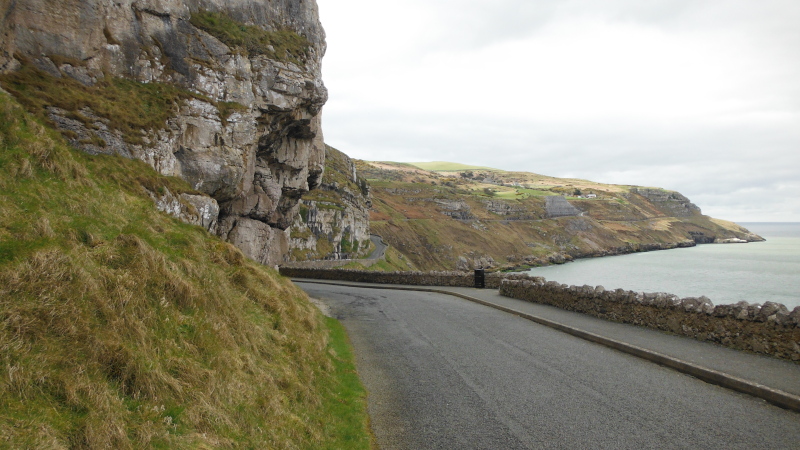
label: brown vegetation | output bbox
[0,92,370,448]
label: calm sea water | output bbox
[525,222,800,309]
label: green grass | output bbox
[338,247,416,272]
[407,161,498,172]
[515,188,554,197]
[190,10,310,65]
[493,189,525,200]
[302,189,344,205]
[0,62,203,146]
[318,317,372,449]
[319,145,370,195]
[0,61,256,148]
[0,91,371,448]
[216,101,248,126]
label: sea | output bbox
[525,222,800,310]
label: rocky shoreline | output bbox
[499,236,764,272]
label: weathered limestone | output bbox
[286,146,372,261]
[629,188,701,217]
[436,199,475,220]
[1,0,327,266]
[148,187,220,231]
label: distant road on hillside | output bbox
[367,234,387,260]
[298,282,800,450]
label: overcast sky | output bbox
[316,0,800,222]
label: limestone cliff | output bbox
[628,188,701,218]
[287,145,372,261]
[0,0,327,266]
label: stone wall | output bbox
[279,267,542,289]
[545,196,581,218]
[500,279,800,362]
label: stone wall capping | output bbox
[498,279,799,362]
[790,306,800,326]
[595,285,606,294]
[278,269,800,360]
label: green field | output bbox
[406,161,499,172]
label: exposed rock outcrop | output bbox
[630,188,701,217]
[287,146,372,261]
[1,0,327,266]
[436,199,474,220]
[482,199,532,219]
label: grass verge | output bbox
[318,317,372,450]
[0,90,371,447]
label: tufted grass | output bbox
[0,61,201,146]
[190,10,311,65]
[0,91,371,448]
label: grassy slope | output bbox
[406,161,498,172]
[190,10,311,66]
[361,162,756,271]
[0,92,370,448]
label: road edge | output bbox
[292,278,800,413]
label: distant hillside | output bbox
[358,161,762,271]
[406,161,499,172]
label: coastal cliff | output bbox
[287,145,372,261]
[0,0,327,265]
[361,161,763,271]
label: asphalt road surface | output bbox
[368,234,388,260]
[297,282,800,450]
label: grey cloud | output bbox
[320,0,800,220]
[324,108,799,220]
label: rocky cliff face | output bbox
[629,188,701,217]
[0,0,327,266]
[287,145,372,261]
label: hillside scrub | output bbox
[190,10,310,65]
[0,62,200,146]
[361,161,761,271]
[0,92,370,448]
[0,62,256,146]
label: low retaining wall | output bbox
[280,259,361,270]
[279,267,542,289]
[500,279,800,362]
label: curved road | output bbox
[297,282,800,449]
[368,234,388,260]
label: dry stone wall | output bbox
[279,268,542,289]
[500,279,800,362]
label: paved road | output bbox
[298,282,800,450]
[368,234,388,260]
